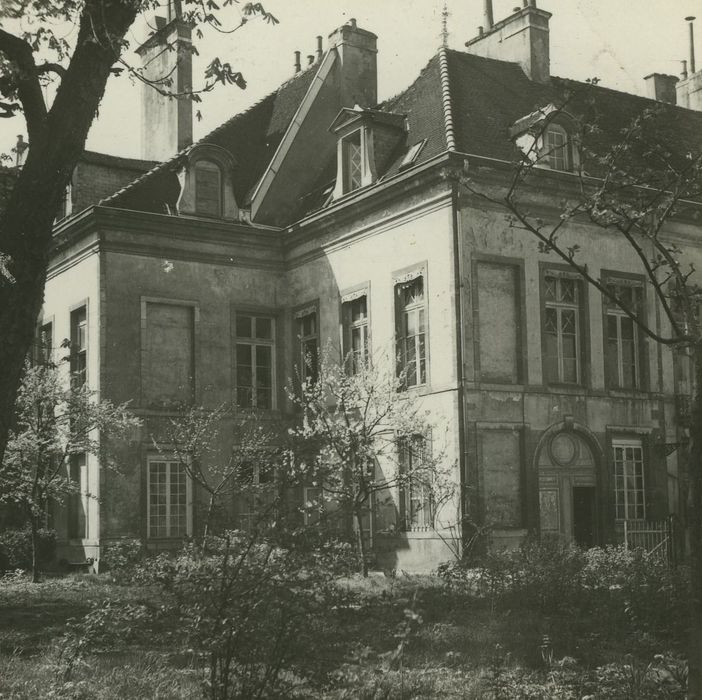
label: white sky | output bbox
[0,0,698,160]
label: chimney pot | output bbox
[294,50,301,73]
[349,18,357,28]
[682,59,689,79]
[478,26,484,36]
[687,16,697,74]
[484,0,494,28]
[316,35,323,61]
[307,54,315,65]
[513,7,520,12]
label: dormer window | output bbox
[543,124,571,171]
[343,131,363,192]
[510,105,578,173]
[330,106,406,200]
[194,160,222,216]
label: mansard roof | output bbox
[98,46,702,225]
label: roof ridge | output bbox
[438,47,456,151]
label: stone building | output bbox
[41,2,702,570]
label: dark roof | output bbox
[443,49,702,162]
[103,64,318,210]
[80,150,158,171]
[100,46,702,223]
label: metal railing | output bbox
[622,516,675,562]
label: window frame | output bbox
[393,264,429,389]
[294,302,320,385]
[601,272,647,392]
[398,434,434,532]
[540,265,589,387]
[194,159,223,217]
[342,129,364,194]
[340,284,370,375]
[611,437,647,522]
[69,303,88,389]
[146,456,193,539]
[233,311,277,410]
[67,452,89,541]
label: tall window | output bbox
[396,275,427,387]
[67,453,87,539]
[613,439,646,521]
[543,124,571,171]
[70,306,87,388]
[342,294,369,374]
[235,314,275,409]
[343,131,363,193]
[399,436,433,531]
[36,321,53,366]
[605,282,643,390]
[543,274,581,384]
[195,160,222,217]
[147,459,191,538]
[296,310,318,383]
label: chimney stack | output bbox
[328,19,378,107]
[294,50,301,73]
[136,15,193,160]
[484,0,494,29]
[643,73,678,104]
[676,17,702,110]
[316,35,323,61]
[465,1,551,83]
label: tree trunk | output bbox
[688,341,702,699]
[0,0,139,465]
[30,513,40,583]
[354,507,369,577]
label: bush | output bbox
[99,538,145,575]
[0,525,56,573]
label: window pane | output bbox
[255,317,272,339]
[236,315,252,338]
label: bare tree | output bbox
[288,349,454,576]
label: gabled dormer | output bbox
[330,106,406,199]
[176,144,239,220]
[509,104,579,172]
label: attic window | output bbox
[543,124,572,171]
[399,140,426,170]
[195,160,222,216]
[343,130,363,193]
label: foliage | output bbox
[0,363,139,580]
[116,533,351,699]
[99,538,145,575]
[0,524,55,573]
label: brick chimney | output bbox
[465,0,552,84]
[135,15,193,161]
[328,19,378,107]
[644,73,678,105]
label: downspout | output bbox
[451,178,468,558]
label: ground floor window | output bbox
[398,436,433,531]
[612,438,646,521]
[147,459,192,538]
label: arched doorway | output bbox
[536,424,601,546]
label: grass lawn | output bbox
[0,571,687,699]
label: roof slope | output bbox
[104,65,317,211]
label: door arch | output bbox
[534,421,603,546]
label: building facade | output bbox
[41,2,701,571]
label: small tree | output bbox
[0,363,139,580]
[457,87,702,696]
[153,404,282,544]
[288,350,453,576]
